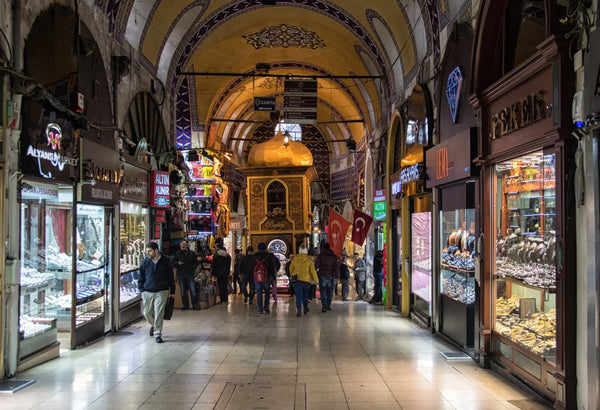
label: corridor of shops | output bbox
[0,295,547,410]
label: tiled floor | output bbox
[1,294,548,409]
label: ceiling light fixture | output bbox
[283,131,290,147]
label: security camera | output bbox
[572,128,587,140]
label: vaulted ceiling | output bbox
[114,0,459,160]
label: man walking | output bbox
[353,253,367,301]
[139,242,176,343]
[173,240,199,310]
[315,242,339,312]
[240,246,256,304]
[370,250,384,304]
[212,242,232,305]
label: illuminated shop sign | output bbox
[373,189,387,221]
[490,92,549,140]
[24,123,78,180]
[150,171,170,208]
[373,189,386,202]
[400,164,422,184]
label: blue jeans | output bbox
[319,277,334,309]
[178,275,197,308]
[292,281,311,309]
[255,281,270,312]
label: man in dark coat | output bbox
[240,246,256,304]
[172,239,199,310]
[139,242,176,343]
[370,250,384,304]
[253,243,278,314]
[212,243,232,304]
[315,242,340,312]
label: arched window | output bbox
[502,0,546,75]
[275,122,302,141]
[266,181,287,217]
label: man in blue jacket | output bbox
[139,242,176,343]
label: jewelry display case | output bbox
[493,152,557,369]
[19,182,73,359]
[439,208,476,347]
[118,202,148,326]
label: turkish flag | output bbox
[327,208,351,257]
[351,208,373,246]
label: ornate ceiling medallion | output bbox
[243,24,326,49]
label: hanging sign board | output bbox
[373,189,387,221]
[150,171,170,208]
[284,79,317,124]
[253,97,276,112]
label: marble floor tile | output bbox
[7,297,546,410]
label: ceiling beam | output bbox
[210,118,364,124]
[177,70,383,80]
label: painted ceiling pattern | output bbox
[91,0,467,167]
[243,24,326,50]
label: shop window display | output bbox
[119,202,147,307]
[411,211,432,313]
[20,182,73,354]
[74,204,107,327]
[441,210,476,304]
[494,152,556,362]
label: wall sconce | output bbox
[224,152,233,160]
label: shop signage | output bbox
[373,189,387,221]
[80,139,121,204]
[373,189,386,202]
[120,163,148,202]
[253,97,276,112]
[283,79,318,124]
[153,222,161,239]
[400,163,423,184]
[21,119,79,182]
[22,183,58,201]
[446,66,463,123]
[426,128,477,188]
[373,202,387,221]
[490,92,548,139]
[230,219,241,230]
[150,171,170,208]
[154,209,166,223]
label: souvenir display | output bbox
[493,152,556,363]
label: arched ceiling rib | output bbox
[119,0,454,161]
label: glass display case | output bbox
[439,208,476,347]
[75,204,111,344]
[411,211,432,316]
[493,152,556,363]
[119,202,147,314]
[19,181,73,358]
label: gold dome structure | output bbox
[247,131,313,167]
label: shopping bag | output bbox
[164,296,175,320]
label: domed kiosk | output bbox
[241,131,316,291]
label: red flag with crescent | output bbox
[351,208,373,246]
[327,208,351,257]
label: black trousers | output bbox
[216,274,229,303]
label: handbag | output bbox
[163,296,175,320]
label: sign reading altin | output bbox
[490,92,549,140]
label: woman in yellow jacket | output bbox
[289,245,319,317]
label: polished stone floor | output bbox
[1,294,547,409]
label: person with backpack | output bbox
[240,246,256,304]
[339,261,350,301]
[212,242,232,305]
[289,244,318,317]
[253,242,277,314]
[314,242,339,313]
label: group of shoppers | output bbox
[138,239,384,342]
